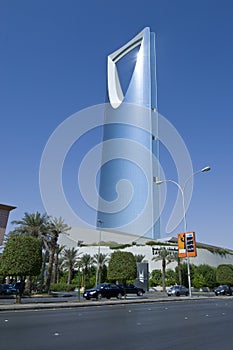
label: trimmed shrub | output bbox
[50,283,76,292]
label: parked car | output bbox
[0,284,17,295]
[11,282,25,294]
[167,285,189,297]
[83,283,124,300]
[214,285,232,296]
[118,284,145,296]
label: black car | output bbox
[83,283,124,300]
[118,284,145,296]
[214,285,232,296]
[0,284,17,295]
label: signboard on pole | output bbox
[178,232,197,258]
[135,262,149,292]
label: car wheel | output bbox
[86,296,90,300]
[117,293,123,299]
[96,293,102,300]
[185,292,188,296]
[106,296,111,299]
[137,291,143,296]
[176,292,180,296]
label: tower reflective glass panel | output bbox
[97,27,160,239]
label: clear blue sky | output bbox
[1,0,233,248]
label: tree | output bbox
[11,212,49,239]
[193,264,216,289]
[80,254,94,289]
[216,264,233,285]
[61,248,80,285]
[53,245,65,283]
[93,253,109,284]
[45,217,71,293]
[165,269,177,286]
[152,248,176,292]
[177,262,196,288]
[1,236,42,303]
[134,254,145,263]
[192,273,206,289]
[149,269,162,287]
[10,212,50,292]
[108,251,137,284]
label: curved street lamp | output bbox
[95,219,104,286]
[155,166,211,297]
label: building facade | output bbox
[0,204,16,247]
[59,229,233,274]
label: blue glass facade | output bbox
[97,28,160,239]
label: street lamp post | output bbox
[77,267,81,301]
[155,166,211,297]
[95,219,104,286]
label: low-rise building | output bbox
[58,227,233,272]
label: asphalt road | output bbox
[1,298,233,350]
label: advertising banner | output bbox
[178,232,197,258]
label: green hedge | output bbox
[146,241,174,247]
[109,244,132,250]
[50,283,76,292]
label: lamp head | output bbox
[153,177,164,185]
[156,180,164,185]
[201,166,211,172]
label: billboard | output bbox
[178,232,197,258]
[135,262,149,292]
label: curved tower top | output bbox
[107,27,154,109]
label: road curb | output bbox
[0,295,219,312]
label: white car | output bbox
[167,285,189,296]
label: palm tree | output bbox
[53,245,65,283]
[45,217,71,293]
[11,212,49,238]
[134,254,145,263]
[152,248,176,292]
[93,253,109,284]
[80,254,94,289]
[62,247,80,285]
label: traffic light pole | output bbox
[155,179,192,297]
[181,168,211,297]
[179,183,192,297]
[182,203,192,297]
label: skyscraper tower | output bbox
[97,27,160,239]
